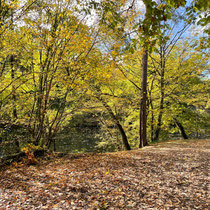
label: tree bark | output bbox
[148,76,155,141]
[139,49,148,148]
[154,46,165,141]
[174,118,188,139]
[10,55,18,119]
[34,53,45,145]
[96,95,131,150]
[10,55,20,152]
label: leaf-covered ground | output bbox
[0,139,209,209]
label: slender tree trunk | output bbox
[154,100,163,141]
[148,77,155,142]
[154,47,165,141]
[151,117,154,141]
[10,55,20,152]
[97,95,131,150]
[174,118,188,139]
[116,122,131,150]
[150,101,155,142]
[34,71,44,145]
[139,49,148,148]
[10,55,18,119]
[34,49,47,145]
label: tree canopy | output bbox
[0,0,209,158]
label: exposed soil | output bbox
[0,139,209,209]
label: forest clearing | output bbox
[0,139,209,209]
[0,0,209,209]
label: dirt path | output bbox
[0,139,209,209]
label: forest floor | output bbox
[0,139,209,209]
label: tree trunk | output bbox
[139,49,148,148]
[116,122,131,150]
[96,95,131,150]
[34,67,44,145]
[148,77,155,142]
[174,118,188,139]
[10,55,18,119]
[154,103,163,141]
[10,55,20,152]
[154,47,165,141]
